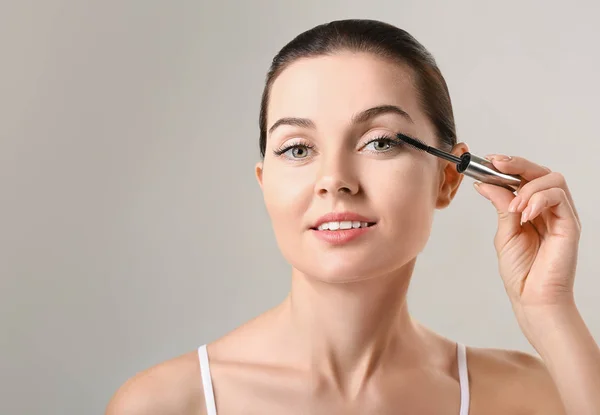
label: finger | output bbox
[485,155,580,225]
[484,154,551,182]
[508,172,566,212]
[521,188,580,232]
[473,181,521,240]
[506,171,580,226]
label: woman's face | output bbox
[256,52,464,282]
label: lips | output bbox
[310,212,377,230]
[310,223,376,245]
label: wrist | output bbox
[521,295,577,320]
[514,293,576,329]
[519,301,582,357]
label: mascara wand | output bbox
[396,133,522,192]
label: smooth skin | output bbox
[106,52,599,414]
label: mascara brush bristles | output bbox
[396,133,462,164]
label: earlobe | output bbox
[255,161,264,190]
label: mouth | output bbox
[310,221,377,231]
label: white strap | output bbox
[457,343,470,415]
[198,344,217,415]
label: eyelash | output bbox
[272,134,405,158]
[363,134,405,151]
[272,140,314,156]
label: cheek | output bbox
[261,166,316,266]
[261,166,314,231]
[368,156,438,211]
[386,181,435,234]
[367,159,438,253]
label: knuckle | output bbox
[497,210,511,220]
[553,187,567,199]
[516,183,532,199]
[550,172,566,186]
[529,191,544,204]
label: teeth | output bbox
[317,221,372,231]
[340,221,352,230]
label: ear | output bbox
[255,161,264,190]
[435,142,469,209]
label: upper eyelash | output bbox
[363,134,404,148]
[272,141,314,156]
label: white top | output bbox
[198,342,470,415]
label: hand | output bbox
[472,155,581,319]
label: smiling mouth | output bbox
[311,221,377,231]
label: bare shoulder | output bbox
[105,350,206,415]
[467,346,566,414]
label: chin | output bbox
[290,250,414,284]
[278,228,427,283]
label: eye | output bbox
[273,142,314,159]
[287,145,310,159]
[362,135,403,153]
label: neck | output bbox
[282,259,425,397]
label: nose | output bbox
[314,154,360,197]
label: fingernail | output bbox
[521,207,530,223]
[473,182,487,197]
[495,155,512,161]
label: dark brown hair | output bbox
[258,19,457,158]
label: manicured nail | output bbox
[521,207,530,223]
[494,155,512,161]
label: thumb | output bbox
[473,182,522,246]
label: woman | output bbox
[107,19,599,414]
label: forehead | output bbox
[267,52,423,128]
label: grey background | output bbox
[1,1,599,414]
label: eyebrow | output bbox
[267,104,414,136]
